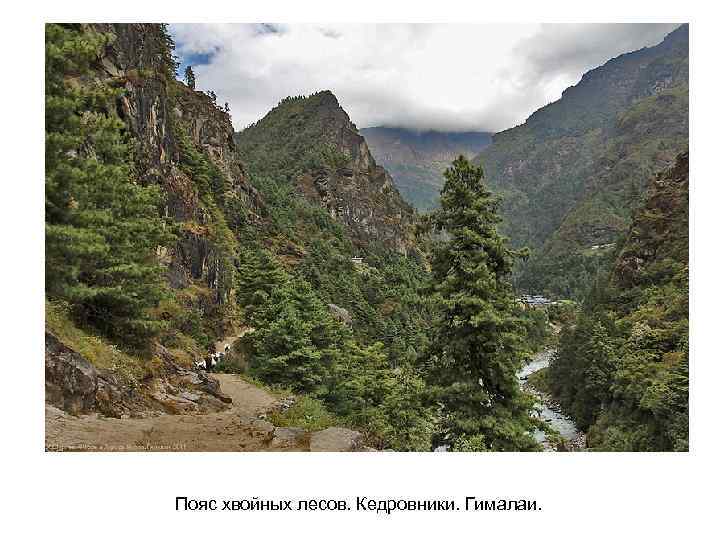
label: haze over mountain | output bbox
[169,23,680,133]
[474,24,689,298]
[361,127,492,211]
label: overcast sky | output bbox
[170,23,680,134]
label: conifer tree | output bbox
[425,155,537,451]
[184,65,196,89]
[45,24,173,345]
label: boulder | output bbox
[309,427,364,452]
[45,332,99,415]
[270,427,308,449]
[328,303,352,325]
[151,391,199,414]
[244,417,275,443]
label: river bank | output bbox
[518,349,586,452]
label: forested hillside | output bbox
[361,127,492,211]
[235,92,417,253]
[45,23,545,451]
[474,24,688,299]
[548,153,689,450]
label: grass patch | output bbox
[268,395,339,432]
[45,300,149,383]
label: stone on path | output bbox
[309,427,363,452]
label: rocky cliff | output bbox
[89,23,262,306]
[612,152,688,291]
[234,91,416,253]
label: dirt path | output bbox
[211,374,278,416]
[45,373,298,452]
[213,327,254,353]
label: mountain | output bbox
[46,24,436,451]
[548,152,689,451]
[234,93,417,253]
[86,23,262,314]
[474,24,688,298]
[45,22,265,417]
[361,127,493,211]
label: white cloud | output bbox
[170,23,680,133]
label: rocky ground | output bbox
[45,330,367,452]
[45,373,367,452]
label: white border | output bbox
[1,1,717,538]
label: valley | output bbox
[44,22,689,452]
[361,127,492,211]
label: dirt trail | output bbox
[211,374,278,415]
[213,327,254,353]
[45,373,298,452]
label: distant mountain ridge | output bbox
[473,24,688,298]
[361,127,493,211]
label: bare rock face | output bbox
[612,151,688,289]
[309,427,364,452]
[327,303,352,325]
[45,331,149,418]
[88,23,264,306]
[45,332,102,415]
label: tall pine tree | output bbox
[45,24,173,346]
[184,65,196,90]
[425,156,537,451]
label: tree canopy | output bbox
[424,156,537,451]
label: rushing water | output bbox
[517,349,581,447]
[433,349,583,451]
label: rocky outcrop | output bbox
[613,151,689,289]
[45,331,148,417]
[309,427,364,452]
[327,303,352,325]
[45,330,231,418]
[88,23,263,305]
[235,91,417,254]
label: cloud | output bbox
[507,23,680,103]
[170,23,681,133]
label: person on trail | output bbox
[205,353,214,371]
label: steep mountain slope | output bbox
[234,93,417,253]
[361,127,493,211]
[45,22,266,420]
[65,23,265,355]
[549,152,689,451]
[46,24,436,450]
[474,24,688,298]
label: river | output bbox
[433,348,584,452]
[517,349,585,451]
